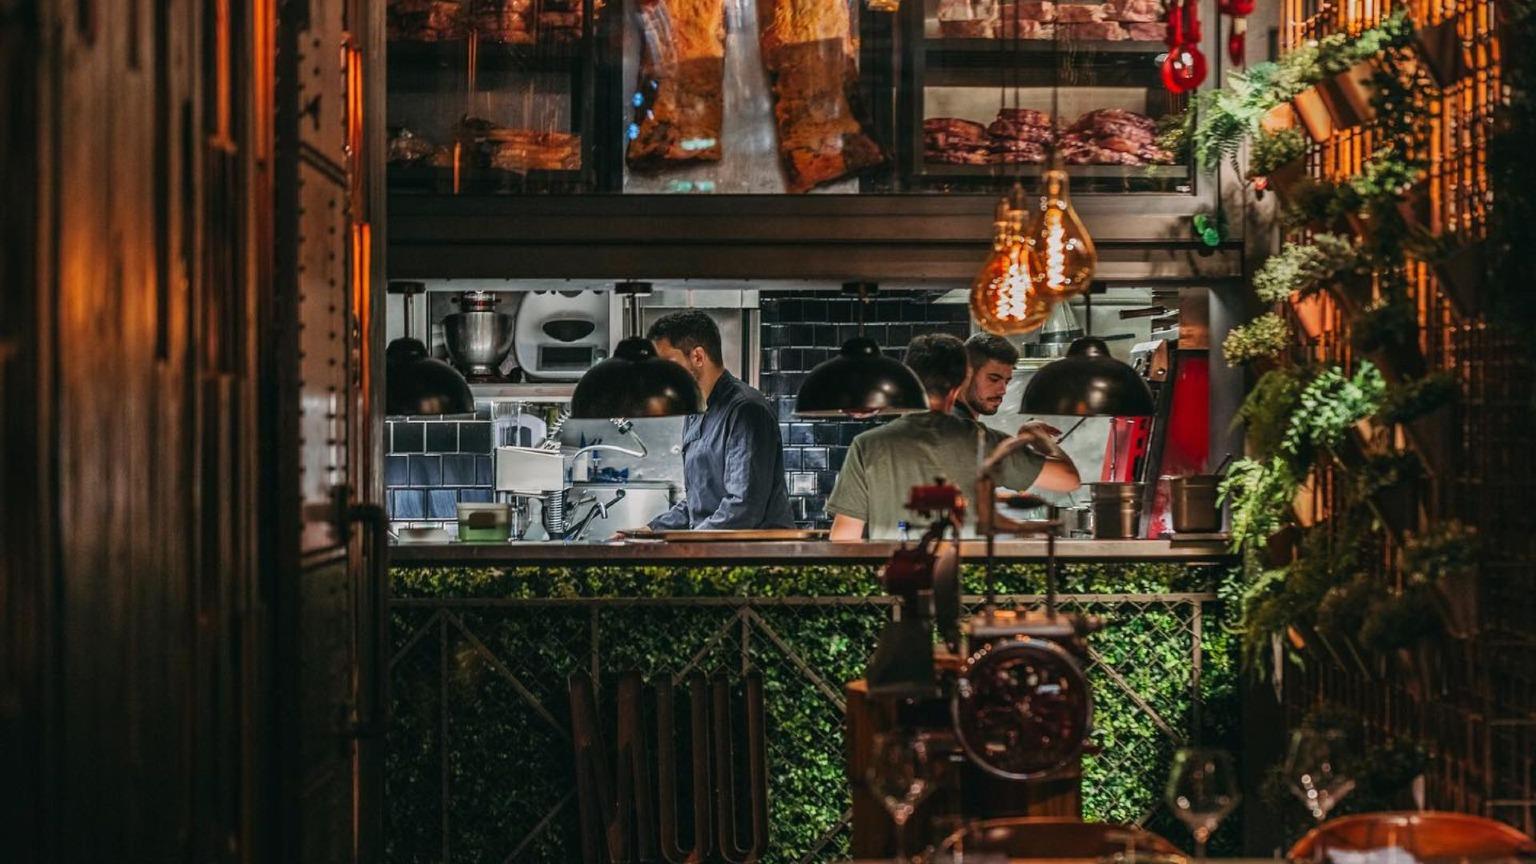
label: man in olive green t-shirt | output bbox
[827,334,1081,540]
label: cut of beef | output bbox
[1059,20,1125,38]
[1105,0,1161,20]
[625,0,726,168]
[1052,3,1106,22]
[759,0,885,192]
[1124,21,1167,39]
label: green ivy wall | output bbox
[385,561,1237,863]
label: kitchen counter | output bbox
[388,537,1232,564]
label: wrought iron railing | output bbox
[385,582,1225,864]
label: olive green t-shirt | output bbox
[826,411,1045,539]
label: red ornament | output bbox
[1228,20,1246,65]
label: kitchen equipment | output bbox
[535,487,627,541]
[495,445,566,494]
[1167,474,1222,533]
[393,525,453,544]
[569,481,673,536]
[457,502,513,542]
[1090,482,1145,539]
[514,290,610,382]
[443,291,516,379]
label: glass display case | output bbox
[385,0,1201,195]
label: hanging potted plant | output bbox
[1248,127,1309,205]
[1349,450,1423,539]
[1420,236,1487,318]
[1377,372,1458,476]
[1352,301,1426,383]
[1411,15,1469,88]
[1401,520,1482,640]
[1360,584,1445,699]
[1319,11,1414,130]
[1276,42,1334,142]
[1317,574,1382,676]
[1222,312,1292,370]
[1253,233,1362,336]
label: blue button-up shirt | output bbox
[649,372,795,530]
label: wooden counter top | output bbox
[388,537,1232,565]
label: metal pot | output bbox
[1090,482,1144,539]
[1167,474,1222,533]
[443,292,516,378]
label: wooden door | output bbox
[270,0,388,861]
[1,0,386,861]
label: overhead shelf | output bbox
[468,382,577,401]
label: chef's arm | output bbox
[1000,421,1081,494]
[830,514,866,541]
[647,497,690,531]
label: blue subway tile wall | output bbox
[385,401,501,529]
[760,290,969,529]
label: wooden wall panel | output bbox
[4,0,387,860]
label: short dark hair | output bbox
[904,333,969,396]
[965,333,1020,370]
[647,310,723,366]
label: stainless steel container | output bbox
[1167,474,1222,533]
[1090,482,1145,539]
[443,292,516,378]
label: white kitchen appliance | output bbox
[514,290,610,382]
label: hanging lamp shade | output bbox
[570,336,702,418]
[386,337,476,417]
[795,337,929,417]
[1021,337,1154,417]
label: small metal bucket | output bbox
[1167,474,1222,533]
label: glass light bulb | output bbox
[1026,168,1098,299]
[970,197,1051,336]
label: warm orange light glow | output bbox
[1025,168,1097,299]
[970,194,1052,336]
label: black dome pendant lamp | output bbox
[386,281,476,417]
[570,282,703,419]
[795,283,929,418]
[1020,336,1155,417]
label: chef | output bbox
[646,311,796,531]
[955,333,1019,422]
[826,333,1079,540]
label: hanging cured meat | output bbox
[758,0,885,191]
[625,0,727,168]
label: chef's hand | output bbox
[1014,421,1067,460]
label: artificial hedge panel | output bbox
[386,562,1235,863]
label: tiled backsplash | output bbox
[386,405,497,528]
[760,291,970,527]
[387,291,971,531]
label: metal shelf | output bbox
[468,382,577,401]
[917,163,1188,178]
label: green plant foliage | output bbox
[1219,456,1299,559]
[1360,584,1444,652]
[1316,573,1383,638]
[1401,519,1481,577]
[1281,362,1386,458]
[1346,450,1422,504]
[386,563,1236,863]
[1252,234,1360,304]
[1222,313,1292,366]
[1280,177,1363,232]
[1259,705,1428,837]
[1248,128,1308,178]
[1376,372,1457,424]
[1351,301,1419,355]
[1233,366,1314,464]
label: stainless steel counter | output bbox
[388,537,1232,565]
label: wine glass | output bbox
[1284,728,1356,824]
[866,731,940,863]
[1165,748,1240,863]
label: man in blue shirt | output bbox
[646,311,795,530]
